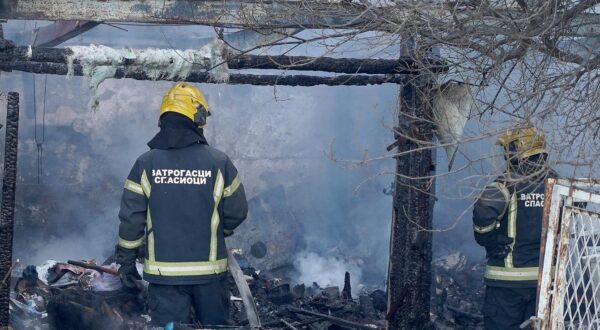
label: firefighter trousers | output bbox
[147,277,230,326]
[483,286,536,330]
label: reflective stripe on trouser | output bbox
[484,265,539,281]
[144,258,228,276]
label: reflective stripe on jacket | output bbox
[117,143,248,285]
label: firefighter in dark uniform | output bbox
[473,126,553,330]
[115,82,248,326]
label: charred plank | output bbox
[0,0,376,30]
[386,61,435,328]
[0,92,19,327]
[0,61,406,86]
[287,306,377,330]
[0,43,447,75]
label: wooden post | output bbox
[0,92,20,327]
[386,40,435,328]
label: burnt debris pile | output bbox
[10,260,145,329]
[229,253,385,329]
[430,252,485,329]
[9,251,484,329]
[9,253,386,330]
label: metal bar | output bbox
[0,92,19,327]
[562,187,600,204]
[550,199,574,328]
[0,61,405,86]
[537,180,564,328]
[535,181,600,329]
[564,206,600,218]
[536,178,555,320]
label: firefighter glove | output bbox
[115,245,141,291]
[485,234,514,259]
[118,263,141,291]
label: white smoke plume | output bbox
[293,251,363,290]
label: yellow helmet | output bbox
[159,82,210,127]
[497,126,547,159]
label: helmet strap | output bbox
[194,105,209,127]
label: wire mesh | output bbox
[557,209,600,329]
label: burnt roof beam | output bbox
[0,0,379,30]
[2,1,600,38]
[0,43,447,75]
[0,60,407,86]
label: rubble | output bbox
[228,251,385,329]
[10,259,145,330]
[8,251,485,329]
[430,252,485,329]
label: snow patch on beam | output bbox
[65,42,228,110]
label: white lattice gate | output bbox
[537,179,600,329]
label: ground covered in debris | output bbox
[431,252,485,329]
[9,252,483,329]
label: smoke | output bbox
[15,190,118,265]
[0,21,487,289]
[293,251,363,290]
[0,66,398,287]
[5,71,154,266]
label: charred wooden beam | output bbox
[228,55,447,74]
[0,61,405,86]
[227,250,261,329]
[0,0,378,30]
[67,260,119,276]
[0,43,446,75]
[2,0,600,38]
[0,92,19,327]
[280,319,300,330]
[342,271,352,300]
[386,60,435,328]
[287,306,377,330]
